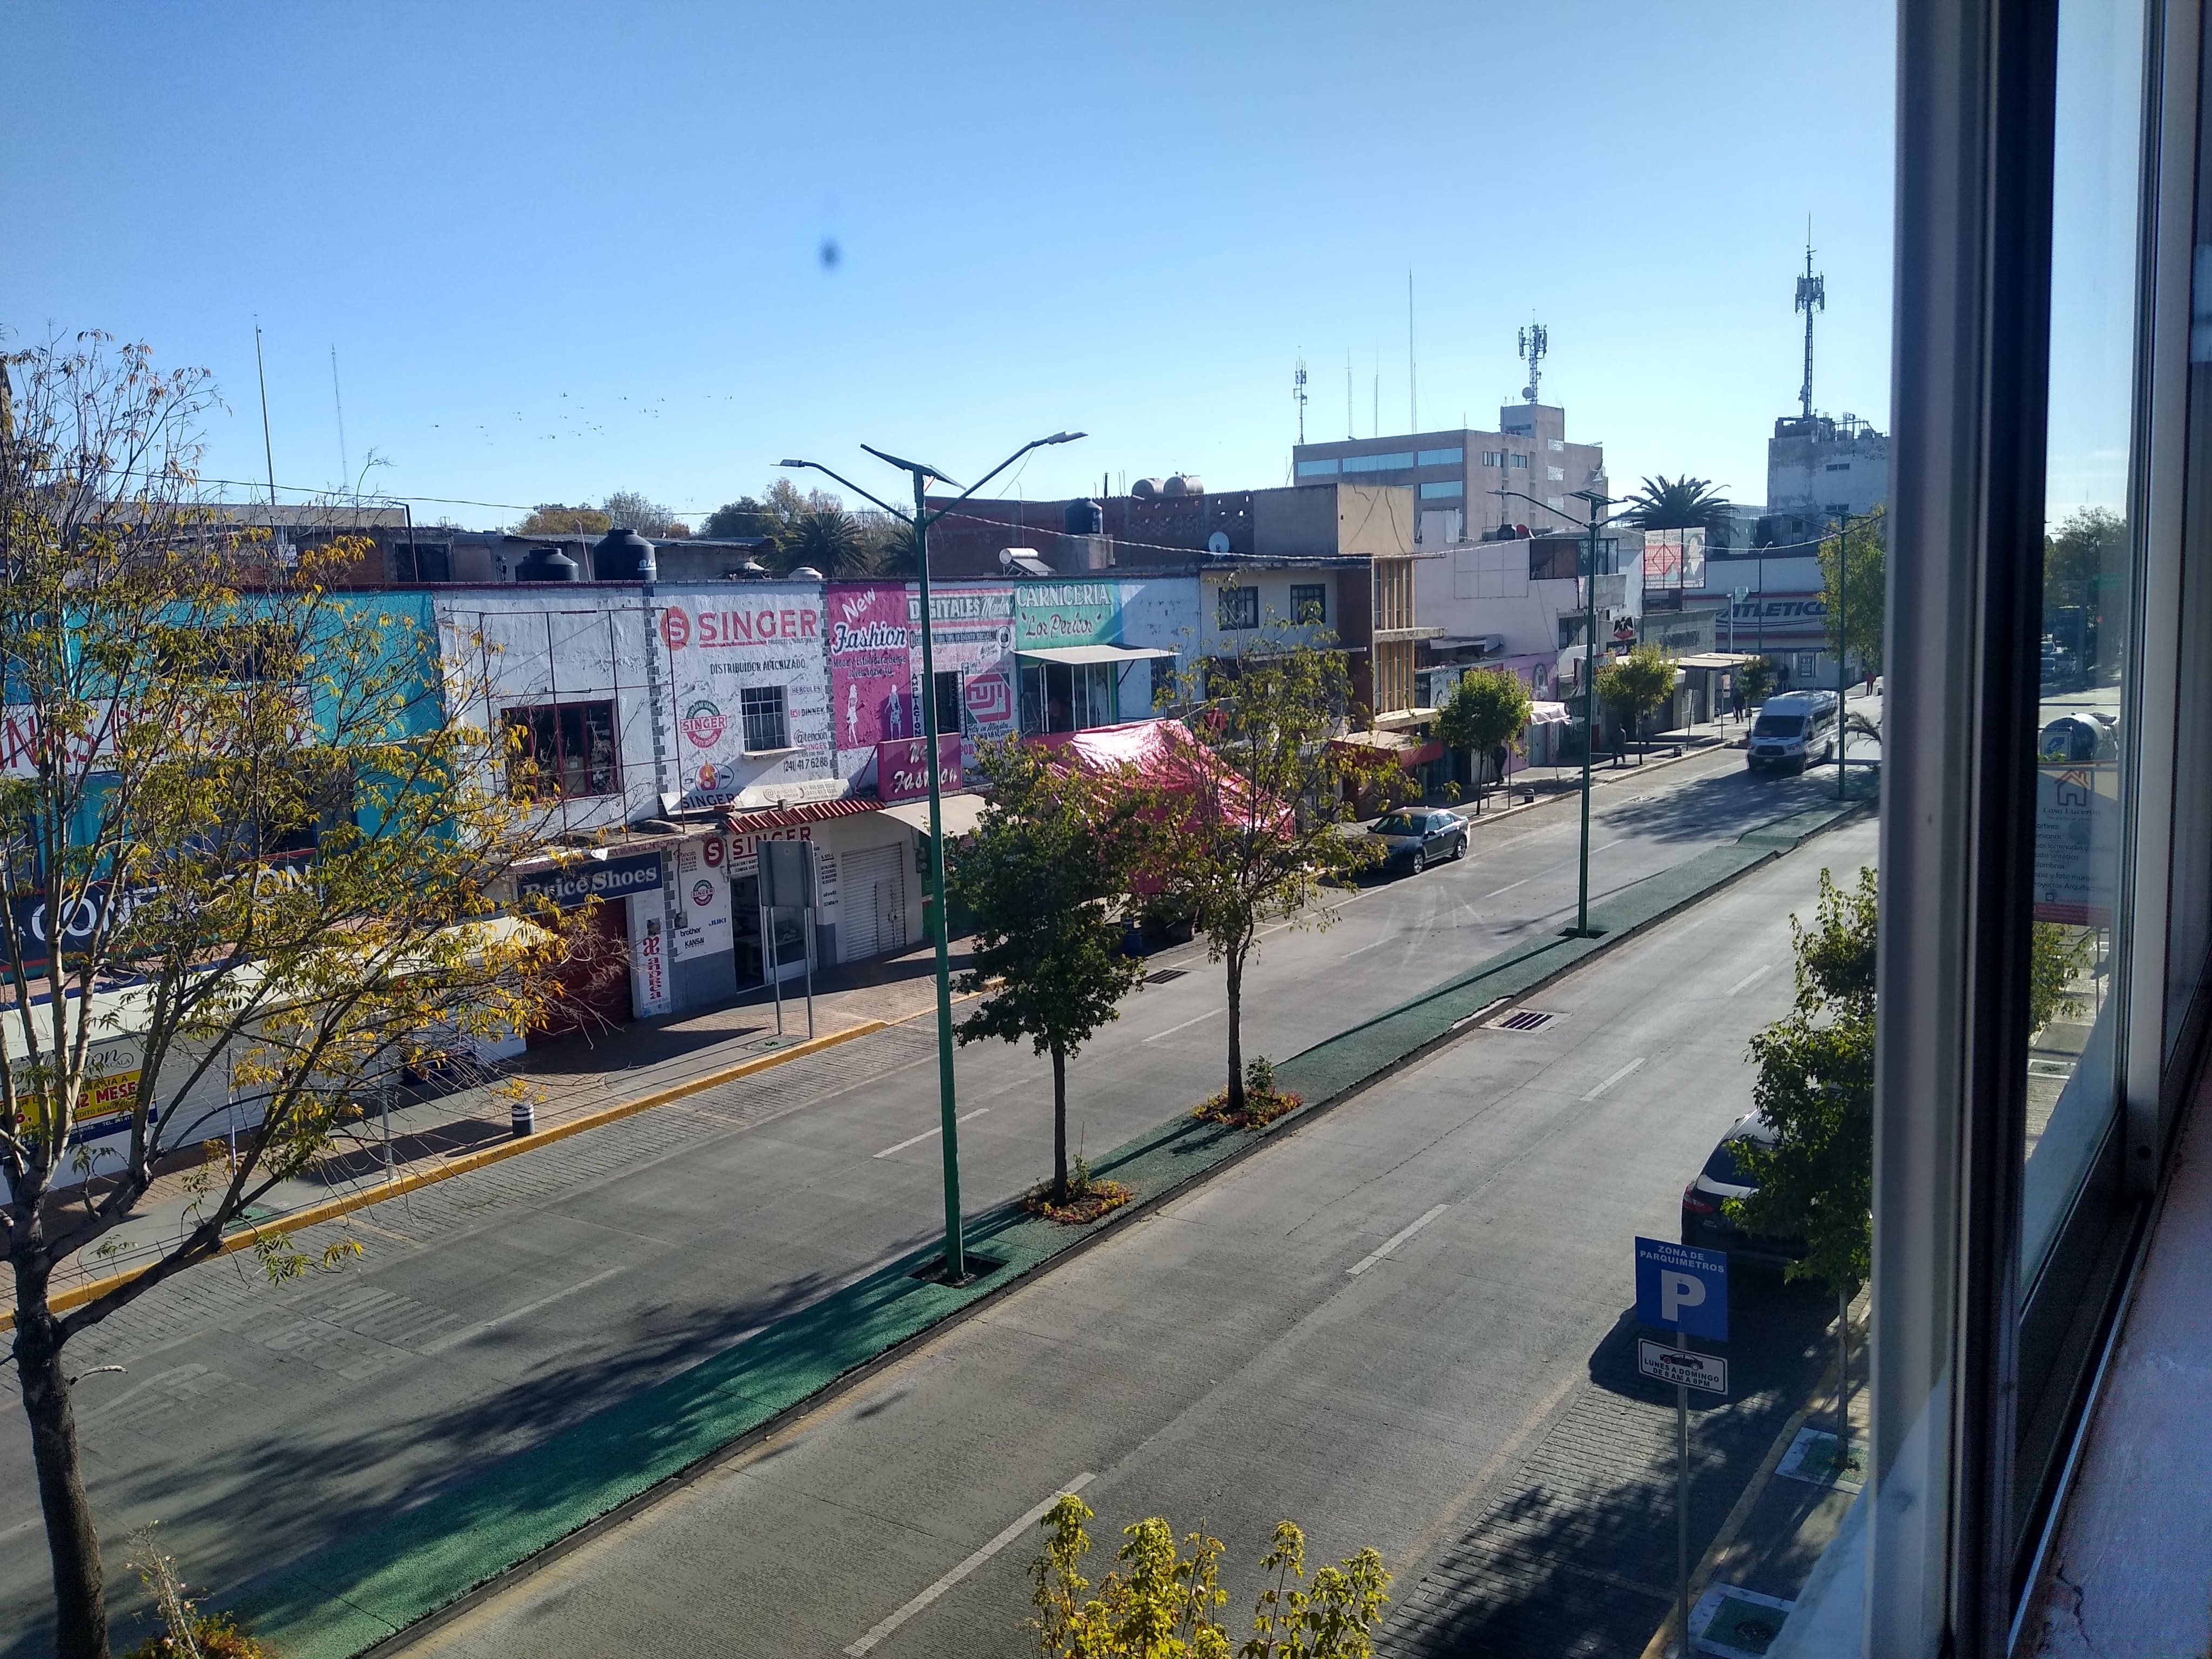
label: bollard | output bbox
[510,1096,535,1138]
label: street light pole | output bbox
[782,431,1085,1282]
[1495,486,1617,935]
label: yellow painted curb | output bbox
[3,1020,888,1332]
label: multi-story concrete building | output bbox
[1291,402,1608,544]
[1757,410,1889,547]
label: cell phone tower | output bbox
[1518,321,1548,404]
[1293,355,1309,443]
[1796,223,1826,419]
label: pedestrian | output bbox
[1491,741,1509,797]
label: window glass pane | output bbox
[2022,0,2148,1287]
[1420,480,1463,500]
[1417,447,1464,467]
[1340,451,1415,473]
[740,685,788,752]
[1294,458,1338,478]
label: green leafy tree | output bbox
[1594,644,1676,759]
[1817,507,1886,679]
[1738,656,1777,707]
[1433,668,1533,796]
[952,741,1150,1203]
[2045,505,2125,616]
[1030,1496,1388,1659]
[700,495,779,540]
[1622,474,1734,530]
[1731,867,1878,1292]
[2029,921,2092,1034]
[775,503,879,578]
[1144,631,1385,1117]
[2,335,568,1659]
[512,502,610,537]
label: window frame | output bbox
[504,699,621,800]
[1217,585,1260,631]
[1289,584,1327,624]
[739,684,792,754]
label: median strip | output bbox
[231,796,1871,1659]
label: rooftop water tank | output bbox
[1062,497,1104,536]
[1131,477,1165,501]
[592,527,655,582]
[517,545,581,583]
[1162,474,1204,497]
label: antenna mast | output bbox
[253,321,278,508]
[1518,320,1548,403]
[1293,355,1309,444]
[1796,222,1825,419]
[330,345,350,498]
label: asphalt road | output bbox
[0,744,1847,1653]
[394,815,1881,1659]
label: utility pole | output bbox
[1829,505,1851,800]
[782,431,1086,1282]
[1496,484,1614,935]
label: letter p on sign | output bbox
[1635,1237,1729,1340]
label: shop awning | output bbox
[721,795,881,834]
[1528,701,1572,726]
[1330,730,1445,769]
[1675,652,1759,672]
[1014,644,1179,666]
[875,792,988,838]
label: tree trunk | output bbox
[1225,950,1246,1116]
[1837,1283,1851,1466]
[15,1262,107,1659]
[1051,1042,1069,1204]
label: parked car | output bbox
[1680,1112,1808,1264]
[1367,807,1466,875]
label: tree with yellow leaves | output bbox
[1,334,572,1659]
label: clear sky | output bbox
[3,2,1897,529]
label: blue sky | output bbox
[4,2,1897,529]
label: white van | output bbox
[1746,690,1839,773]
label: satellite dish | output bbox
[1207,531,1231,554]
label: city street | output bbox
[392,817,1879,1659]
[0,744,1852,1654]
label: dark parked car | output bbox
[1680,1112,1808,1264]
[1368,807,1466,875]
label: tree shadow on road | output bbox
[1382,1273,1832,1659]
[1591,764,1843,848]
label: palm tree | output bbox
[775,505,878,577]
[1622,474,1734,530]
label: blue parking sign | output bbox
[1635,1236,1729,1340]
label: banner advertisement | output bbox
[629,901,671,1018]
[877,735,963,802]
[914,584,1016,765]
[1641,527,1707,589]
[654,586,833,809]
[826,583,919,775]
[671,839,733,961]
[2034,767,2119,926]
[516,849,665,909]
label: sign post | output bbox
[1635,1236,1730,1655]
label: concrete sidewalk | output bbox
[31,939,982,1306]
[227,792,1873,1659]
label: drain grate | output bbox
[1144,968,1189,984]
[1488,1008,1561,1033]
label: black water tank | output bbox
[516,545,581,583]
[592,527,655,581]
[1062,498,1104,536]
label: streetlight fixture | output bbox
[780,430,1086,1282]
[1494,485,1622,936]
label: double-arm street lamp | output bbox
[781,431,1085,1282]
[1493,485,1621,936]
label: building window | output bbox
[934,670,963,735]
[505,701,619,800]
[1547,466,1566,482]
[1547,495,1567,511]
[1294,458,1340,478]
[1218,585,1260,630]
[1340,451,1416,473]
[1019,659,1117,734]
[1290,584,1327,623]
[1416,447,1464,467]
[1420,480,1464,500]
[1510,454,1530,469]
[1825,461,1853,470]
[740,684,790,752]
[1481,450,1505,467]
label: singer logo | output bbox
[660,605,692,650]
